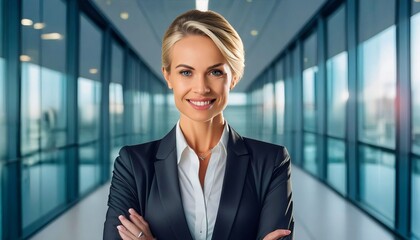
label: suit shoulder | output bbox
[117,140,160,163]
[242,137,290,166]
[242,137,287,153]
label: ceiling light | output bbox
[246,0,252,2]
[33,23,45,29]
[21,19,33,26]
[250,30,258,36]
[89,68,98,74]
[41,33,63,40]
[415,0,420,2]
[20,55,31,62]
[120,12,129,20]
[106,0,112,5]
[196,0,209,11]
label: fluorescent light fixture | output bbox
[120,12,129,20]
[250,29,258,36]
[196,0,209,11]
[20,55,31,62]
[21,19,33,26]
[33,23,45,29]
[41,33,63,40]
[89,68,98,74]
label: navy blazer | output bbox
[103,125,294,240]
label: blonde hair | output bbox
[162,10,245,80]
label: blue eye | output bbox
[180,70,192,76]
[210,70,223,76]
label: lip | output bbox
[187,98,216,110]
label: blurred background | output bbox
[0,0,419,239]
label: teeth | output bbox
[190,100,211,106]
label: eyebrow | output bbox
[175,63,224,70]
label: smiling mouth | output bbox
[187,99,216,108]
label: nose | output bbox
[193,74,210,94]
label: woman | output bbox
[103,10,294,240]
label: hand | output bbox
[117,208,155,240]
[263,229,292,240]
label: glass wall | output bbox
[412,2,420,238]
[358,0,396,148]
[302,32,318,175]
[78,14,102,195]
[263,72,274,141]
[0,0,3,224]
[325,5,347,195]
[20,0,68,232]
[412,156,420,239]
[412,1,420,155]
[359,146,395,225]
[275,60,285,138]
[0,0,5,161]
[109,41,124,171]
[358,0,396,225]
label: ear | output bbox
[162,67,173,89]
[230,76,238,90]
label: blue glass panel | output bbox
[358,26,396,148]
[413,156,420,239]
[303,132,317,175]
[110,83,124,137]
[302,67,317,131]
[326,52,348,138]
[0,58,5,160]
[359,145,395,225]
[21,150,66,229]
[326,138,346,195]
[275,80,285,136]
[79,142,101,195]
[412,12,420,155]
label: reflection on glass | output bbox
[358,27,396,148]
[412,157,420,239]
[276,80,285,135]
[412,12,420,154]
[78,78,101,143]
[327,138,346,195]
[21,150,66,229]
[0,58,5,159]
[359,145,395,225]
[154,91,167,138]
[326,52,348,138]
[303,132,317,175]
[303,67,317,131]
[79,143,100,195]
[0,162,2,235]
[21,63,41,154]
[21,0,67,154]
[263,82,274,140]
[110,136,125,174]
[110,83,124,137]
[225,93,247,136]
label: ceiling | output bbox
[91,0,326,92]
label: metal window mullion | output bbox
[395,0,411,238]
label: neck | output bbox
[179,114,225,153]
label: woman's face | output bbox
[163,35,236,123]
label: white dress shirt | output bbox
[176,121,229,240]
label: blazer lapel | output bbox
[155,127,193,240]
[212,126,249,240]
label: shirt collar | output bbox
[176,121,229,165]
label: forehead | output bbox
[171,35,226,66]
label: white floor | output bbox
[30,166,397,240]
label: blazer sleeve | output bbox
[103,147,140,240]
[256,147,294,240]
